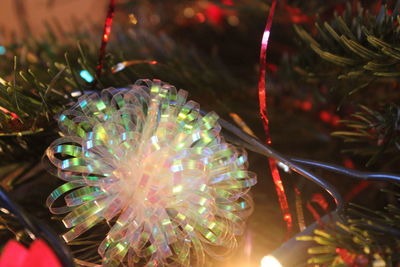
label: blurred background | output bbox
[0,0,107,40]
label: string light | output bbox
[261,256,282,267]
[79,70,94,83]
[0,46,5,55]
[128,14,138,24]
[227,15,240,26]
[183,7,195,18]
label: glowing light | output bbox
[227,15,240,26]
[277,162,290,173]
[0,208,10,214]
[0,77,7,86]
[0,46,6,55]
[0,106,20,119]
[222,0,234,5]
[79,70,94,83]
[205,4,223,25]
[301,100,312,111]
[172,185,183,193]
[27,52,38,63]
[261,256,282,267]
[71,91,82,97]
[183,7,195,18]
[129,14,138,24]
[196,13,206,23]
[262,30,270,46]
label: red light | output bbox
[343,158,355,169]
[222,0,233,6]
[331,115,340,127]
[266,63,278,73]
[205,4,223,25]
[301,101,312,111]
[196,13,206,23]
[222,0,234,5]
[0,106,19,120]
[319,110,331,123]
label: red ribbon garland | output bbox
[306,193,329,225]
[96,0,117,82]
[258,0,293,236]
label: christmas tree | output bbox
[0,0,399,266]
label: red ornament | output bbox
[0,239,61,267]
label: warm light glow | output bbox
[227,15,240,26]
[261,256,282,267]
[129,14,138,24]
[183,7,195,18]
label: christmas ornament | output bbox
[46,79,256,266]
[0,240,62,267]
[0,186,74,267]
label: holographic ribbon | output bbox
[46,80,256,266]
[258,0,293,235]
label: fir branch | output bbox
[292,2,400,166]
[299,182,400,266]
[332,104,400,166]
[0,19,246,166]
[294,2,400,92]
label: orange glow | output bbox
[129,14,138,24]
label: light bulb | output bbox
[260,255,282,267]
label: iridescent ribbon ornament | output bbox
[45,80,256,266]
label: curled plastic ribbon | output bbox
[45,79,256,266]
